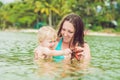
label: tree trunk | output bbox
[48,10,52,26]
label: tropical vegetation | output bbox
[0,0,120,32]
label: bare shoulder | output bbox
[34,46,42,53]
[83,43,90,49]
[34,46,41,50]
[83,42,91,59]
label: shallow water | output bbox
[0,31,120,80]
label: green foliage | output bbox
[92,25,103,31]
[0,0,120,32]
[115,19,120,32]
[0,1,3,7]
[116,26,120,32]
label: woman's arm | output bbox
[81,43,91,68]
[74,43,91,68]
[83,43,91,64]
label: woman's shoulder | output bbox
[83,42,90,56]
[83,42,90,51]
[84,42,89,47]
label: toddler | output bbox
[34,26,72,61]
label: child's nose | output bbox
[51,42,55,46]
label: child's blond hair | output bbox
[37,26,57,44]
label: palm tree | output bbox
[34,0,59,26]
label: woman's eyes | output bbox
[62,28,73,33]
[68,31,73,33]
[62,28,65,31]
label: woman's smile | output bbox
[61,21,74,43]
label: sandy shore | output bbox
[19,29,38,33]
[2,29,120,36]
[20,29,120,36]
[85,32,120,36]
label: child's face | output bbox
[41,39,56,48]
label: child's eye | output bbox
[49,41,53,43]
[49,40,56,43]
[52,40,56,43]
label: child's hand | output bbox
[63,49,72,55]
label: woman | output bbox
[53,13,91,66]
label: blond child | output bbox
[34,26,72,61]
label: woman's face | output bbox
[61,21,75,43]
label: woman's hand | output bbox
[71,47,84,61]
[75,47,85,56]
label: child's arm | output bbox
[43,48,72,56]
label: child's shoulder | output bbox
[35,45,41,50]
[34,45,42,52]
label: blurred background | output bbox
[0,0,120,80]
[0,0,120,32]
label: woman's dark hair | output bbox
[57,13,84,47]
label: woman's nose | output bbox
[63,31,67,36]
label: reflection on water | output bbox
[34,59,90,80]
[0,31,120,80]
